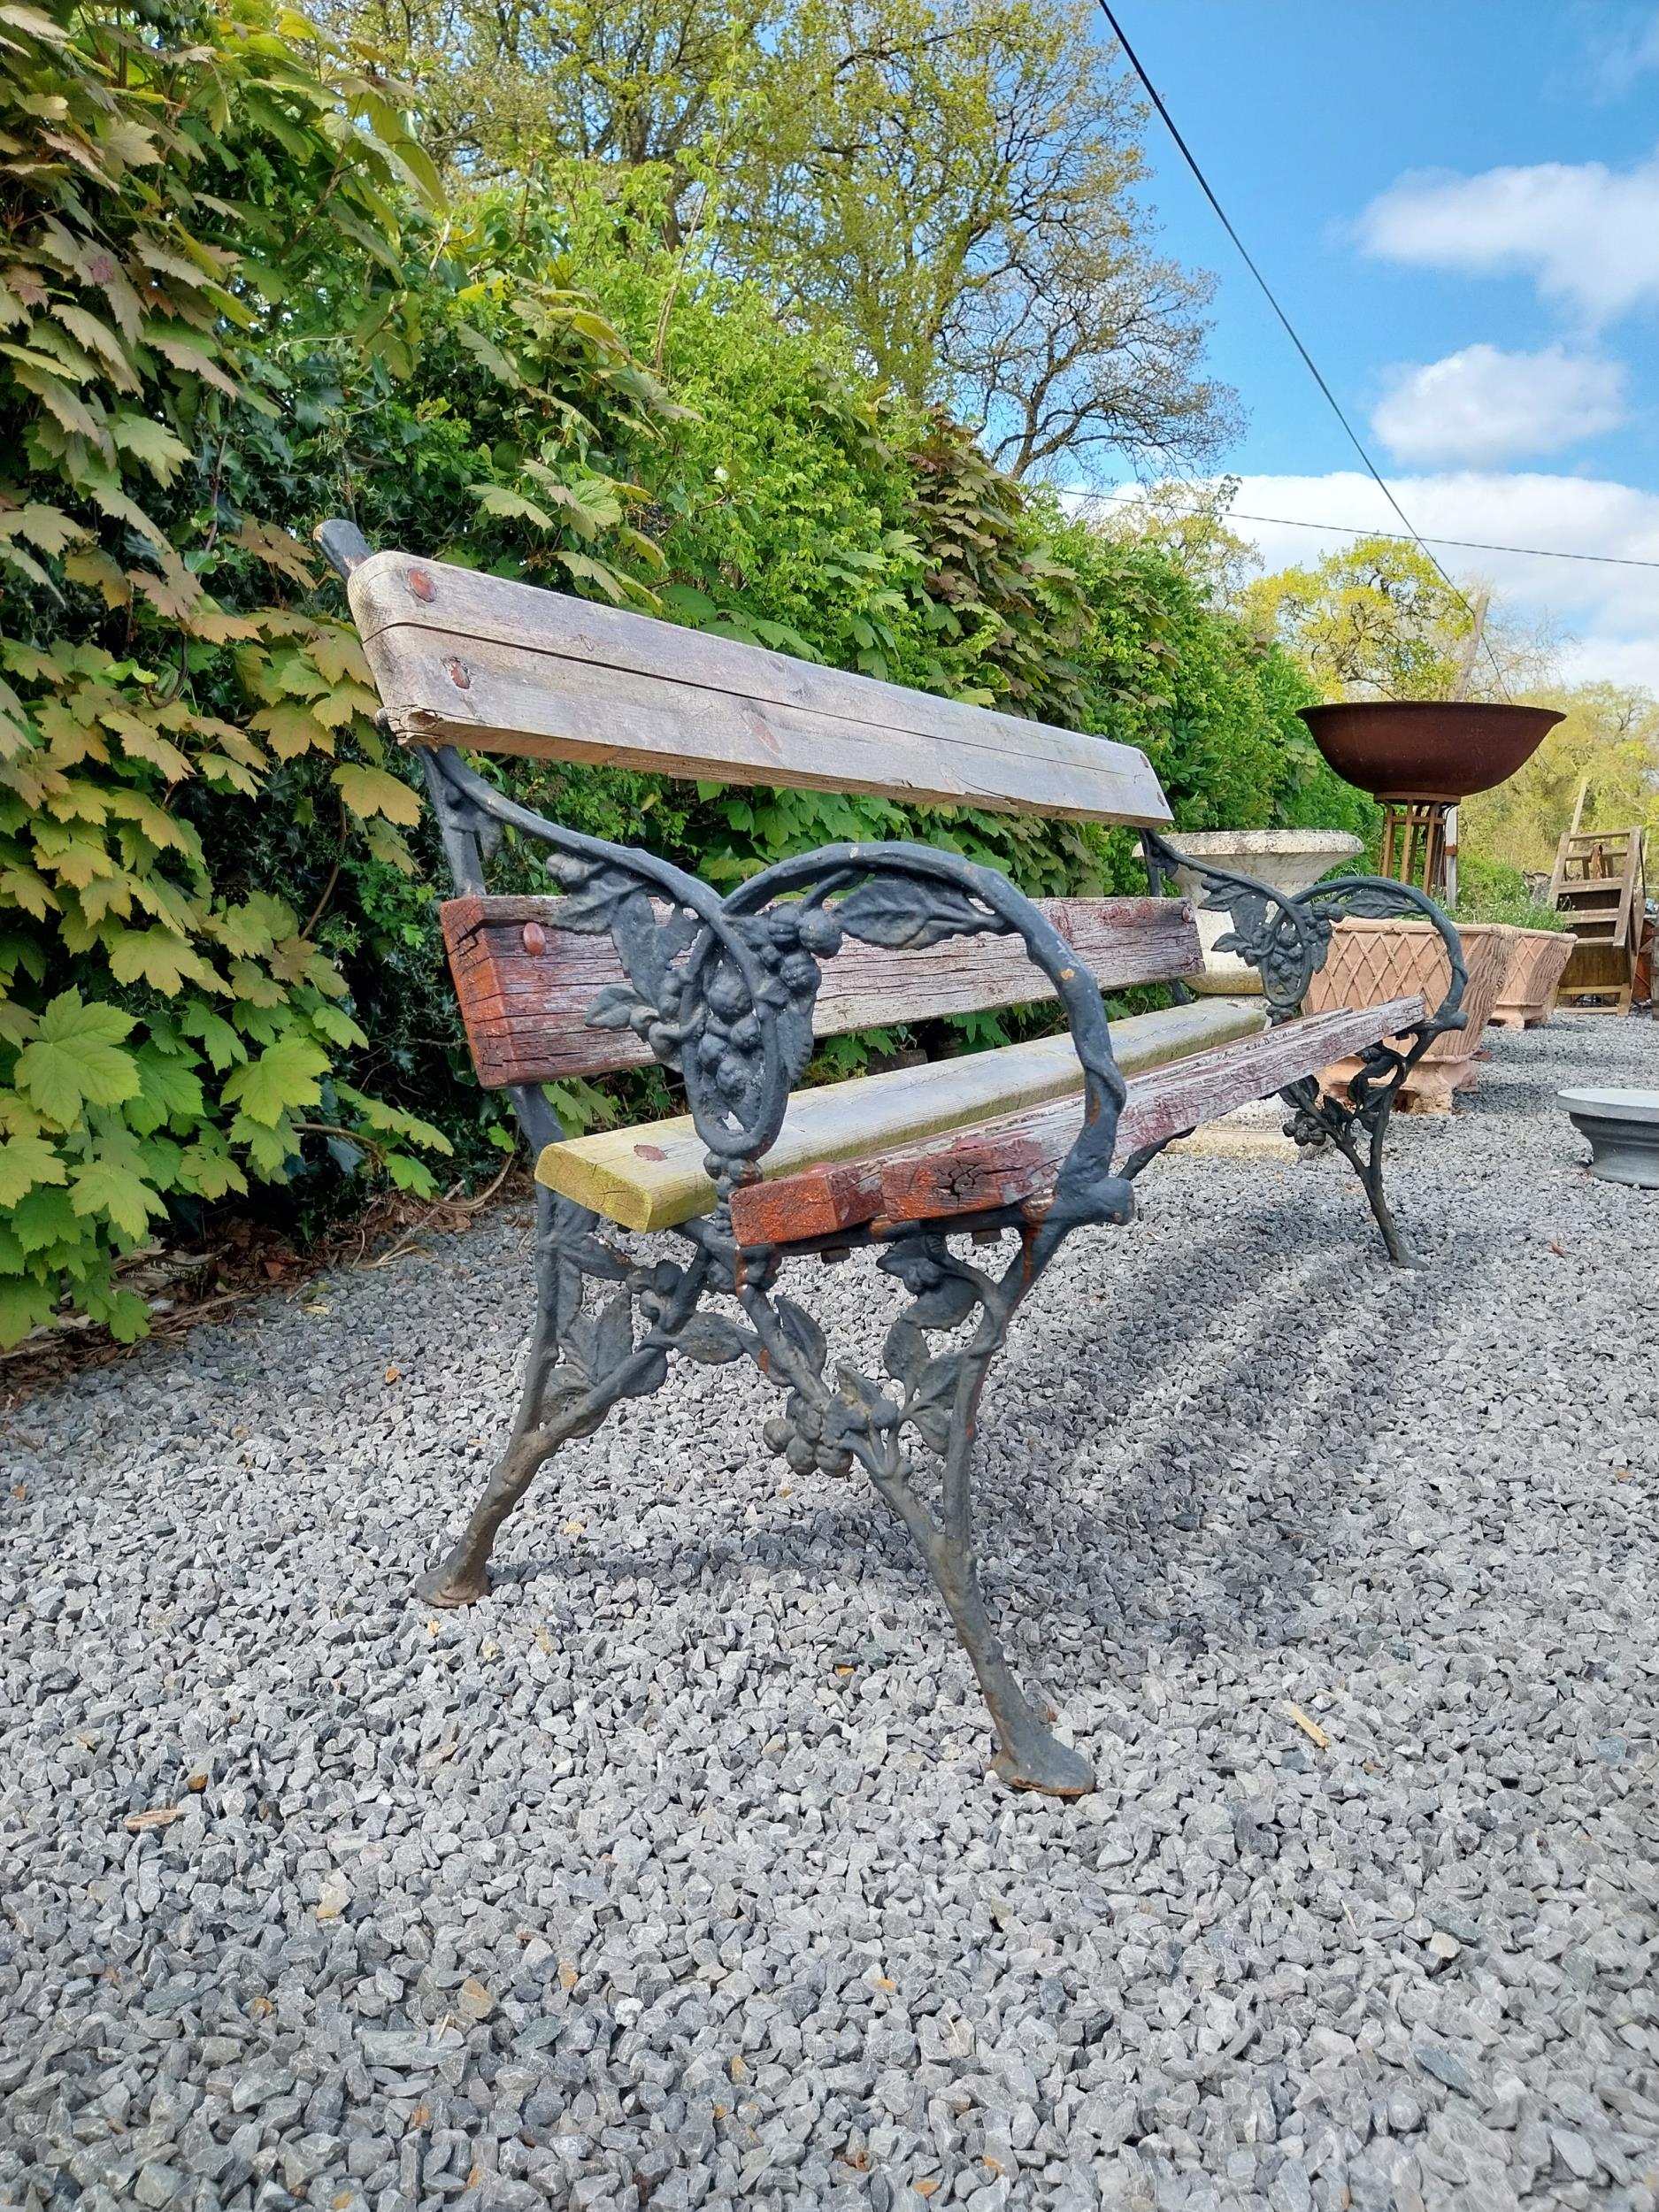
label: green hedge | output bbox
[0,17,1376,1345]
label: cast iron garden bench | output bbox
[321,520,1468,1797]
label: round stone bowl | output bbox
[1559,1087,1659,1188]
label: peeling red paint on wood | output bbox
[728,996,1425,1244]
[440,893,1202,1087]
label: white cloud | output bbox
[1371,344,1626,466]
[1589,9,1659,96]
[1558,633,1659,689]
[1356,149,1659,322]
[1210,470,1659,691]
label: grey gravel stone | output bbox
[1,1013,1655,2212]
[1550,2127,1601,2181]
[231,2064,296,2113]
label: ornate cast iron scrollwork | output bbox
[404,741,1128,1793]
[323,521,1455,1791]
[425,745,1133,1233]
[1141,826,1469,1265]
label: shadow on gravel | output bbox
[987,1194,1501,1629]
[480,1179,1503,1693]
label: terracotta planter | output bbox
[1303,919,1517,1111]
[1489,927,1578,1031]
[1168,828,1363,995]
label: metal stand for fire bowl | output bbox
[1299,702,1563,905]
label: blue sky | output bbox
[1094,2,1659,687]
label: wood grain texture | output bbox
[442,893,1203,1085]
[533,998,1266,1231]
[348,551,1172,826]
[728,995,1425,1242]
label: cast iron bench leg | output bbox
[417,1191,713,1605]
[1277,1065,1423,1269]
[886,1371,1096,1799]
[416,1186,591,1605]
[741,1231,1097,1796]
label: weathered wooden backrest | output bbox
[346,553,1174,825]
[443,894,1204,1085]
[345,550,1202,1090]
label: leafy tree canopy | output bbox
[1461,682,1659,874]
[319,0,1237,482]
[1239,535,1559,704]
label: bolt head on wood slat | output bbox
[407,568,437,602]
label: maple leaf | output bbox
[69,1154,166,1240]
[332,761,422,826]
[252,703,332,761]
[108,926,219,995]
[12,988,140,1125]
[220,1034,329,1125]
[0,1133,66,1207]
[128,562,203,621]
[108,412,191,485]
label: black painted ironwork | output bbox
[396,741,1128,1793]
[1141,827,1469,1265]
[319,520,1466,1793]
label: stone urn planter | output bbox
[1559,1088,1659,1187]
[1169,828,1363,995]
[1303,919,1517,1111]
[1490,927,1578,1032]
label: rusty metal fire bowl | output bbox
[1299,702,1563,803]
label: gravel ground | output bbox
[3,1013,1655,2212]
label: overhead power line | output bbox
[1087,489,1659,572]
[1093,0,1513,696]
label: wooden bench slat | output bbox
[348,553,1172,826]
[533,998,1265,1232]
[730,995,1427,1243]
[442,892,1203,1084]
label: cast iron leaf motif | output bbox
[832,876,1008,951]
[673,1310,750,1364]
[565,1288,628,1380]
[572,1234,632,1279]
[773,1294,827,1377]
[584,982,650,1031]
[538,1370,609,1440]
[882,1313,926,1388]
[905,1352,964,1455]
[542,857,639,935]
[835,1363,900,1432]
[1309,882,1420,926]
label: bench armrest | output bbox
[420,745,1134,1237]
[1143,827,1470,1071]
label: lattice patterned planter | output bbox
[1304,919,1517,1111]
[1490,927,1578,1032]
